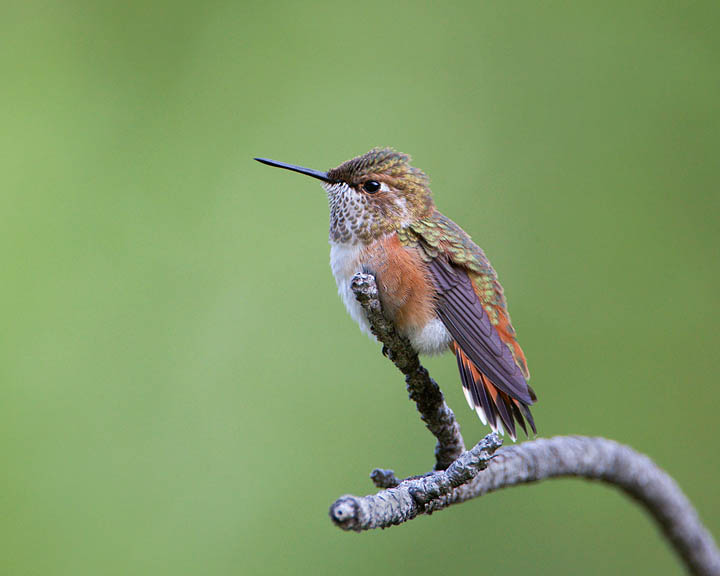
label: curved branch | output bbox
[331,436,720,575]
[333,273,720,576]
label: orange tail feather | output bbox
[452,343,536,440]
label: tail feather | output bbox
[457,347,498,429]
[475,370,497,430]
[456,352,488,425]
[519,401,537,434]
[509,398,528,436]
[485,377,515,440]
[453,342,535,441]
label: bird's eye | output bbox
[362,180,381,194]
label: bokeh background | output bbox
[2,1,719,574]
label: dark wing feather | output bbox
[429,257,534,405]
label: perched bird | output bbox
[255,148,536,440]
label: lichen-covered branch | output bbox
[334,272,720,576]
[350,273,465,471]
[331,433,501,529]
[331,436,720,576]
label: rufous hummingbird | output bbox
[255,148,536,440]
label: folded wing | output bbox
[430,257,536,438]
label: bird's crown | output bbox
[328,148,428,190]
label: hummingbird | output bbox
[255,148,536,440]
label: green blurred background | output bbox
[2,1,718,574]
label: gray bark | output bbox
[330,273,720,576]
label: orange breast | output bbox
[363,234,437,333]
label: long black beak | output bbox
[254,157,332,183]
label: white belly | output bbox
[329,242,373,337]
[329,241,451,355]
